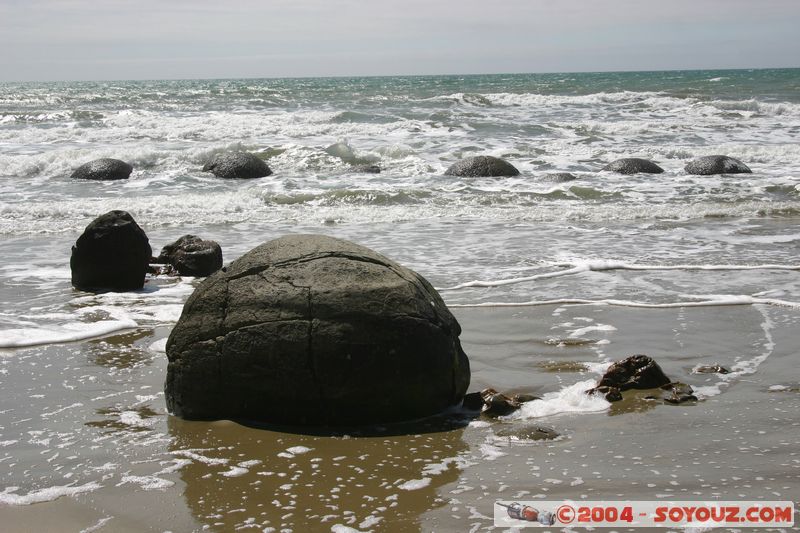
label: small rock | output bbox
[661,382,698,404]
[602,158,664,175]
[480,388,521,417]
[444,156,520,177]
[596,354,672,391]
[589,385,623,402]
[156,235,223,277]
[203,151,272,179]
[494,424,560,441]
[70,158,133,180]
[462,392,484,411]
[685,155,751,175]
[512,393,541,403]
[693,364,730,374]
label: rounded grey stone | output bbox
[685,155,751,175]
[165,234,470,425]
[157,235,223,277]
[602,158,664,175]
[70,158,133,180]
[202,152,272,179]
[444,156,520,177]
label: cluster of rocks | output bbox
[443,154,751,178]
[69,151,381,181]
[70,210,223,292]
[460,354,710,423]
[68,215,718,427]
[68,153,751,183]
[586,354,700,405]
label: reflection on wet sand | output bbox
[167,415,470,532]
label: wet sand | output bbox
[2,302,799,532]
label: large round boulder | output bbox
[202,152,272,179]
[70,158,133,180]
[444,156,520,177]
[70,210,152,292]
[157,235,223,277]
[685,155,751,175]
[165,234,471,425]
[602,158,664,175]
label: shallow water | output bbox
[1,70,800,531]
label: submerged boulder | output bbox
[156,235,223,277]
[70,210,152,292]
[444,156,520,177]
[602,158,664,175]
[202,152,272,179]
[350,164,381,174]
[70,158,133,180]
[685,155,751,175]
[165,234,470,425]
[539,172,578,183]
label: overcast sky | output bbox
[1,0,798,82]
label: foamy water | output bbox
[1,70,799,531]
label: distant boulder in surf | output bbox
[349,164,381,174]
[156,235,222,277]
[70,210,152,292]
[539,172,577,183]
[202,151,272,179]
[165,234,471,425]
[602,158,664,175]
[684,155,751,175]
[444,155,520,177]
[70,158,133,180]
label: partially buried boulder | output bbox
[202,152,272,179]
[157,235,223,277]
[444,155,519,177]
[685,155,751,175]
[70,158,133,180]
[165,234,471,425]
[70,210,152,292]
[602,158,664,175]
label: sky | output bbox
[1,0,798,82]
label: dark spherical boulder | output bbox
[595,355,671,392]
[157,235,223,277]
[685,155,751,175]
[70,210,152,292]
[602,158,664,175]
[70,158,133,180]
[444,156,520,177]
[202,152,272,179]
[165,234,470,425]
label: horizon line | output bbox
[2,65,798,85]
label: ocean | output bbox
[1,69,799,531]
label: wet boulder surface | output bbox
[157,235,223,277]
[165,234,470,426]
[602,158,664,175]
[444,155,520,177]
[684,155,752,175]
[70,158,133,180]
[70,210,152,292]
[202,152,272,179]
